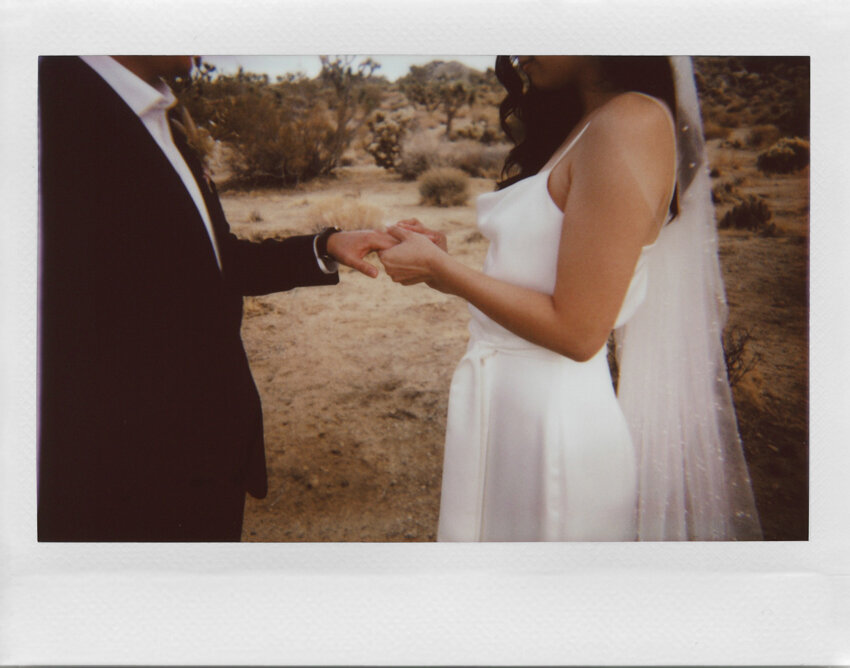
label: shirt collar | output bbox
[80,56,177,117]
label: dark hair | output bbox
[495,55,678,216]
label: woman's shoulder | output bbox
[589,92,675,144]
[572,92,676,173]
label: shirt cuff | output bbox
[313,234,339,274]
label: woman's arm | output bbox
[380,95,676,361]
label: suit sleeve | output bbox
[217,221,339,297]
[181,142,339,297]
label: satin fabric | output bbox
[437,125,654,541]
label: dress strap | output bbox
[544,122,591,172]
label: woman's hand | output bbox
[394,218,448,252]
[378,225,451,291]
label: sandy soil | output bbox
[221,155,808,542]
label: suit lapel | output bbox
[75,58,224,280]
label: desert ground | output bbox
[221,145,808,543]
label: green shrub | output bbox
[719,196,772,231]
[418,167,469,207]
[757,137,810,174]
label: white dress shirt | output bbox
[80,56,336,274]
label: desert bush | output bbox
[399,132,509,180]
[441,140,508,178]
[757,137,810,174]
[451,120,502,145]
[719,196,772,231]
[364,110,411,170]
[418,167,470,207]
[304,196,384,232]
[399,64,476,136]
[711,180,740,206]
[171,58,383,188]
[397,133,437,180]
[746,124,782,149]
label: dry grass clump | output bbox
[418,167,470,207]
[304,196,385,231]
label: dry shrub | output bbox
[723,325,761,389]
[711,180,739,206]
[443,140,510,178]
[365,110,411,170]
[304,196,385,231]
[451,120,503,145]
[398,132,444,180]
[418,167,470,207]
[719,196,772,231]
[746,124,782,148]
[757,137,810,174]
[399,132,509,180]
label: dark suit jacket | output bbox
[38,56,338,541]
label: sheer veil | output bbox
[614,56,763,540]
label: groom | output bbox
[38,56,395,542]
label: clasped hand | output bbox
[378,219,450,290]
[325,219,448,286]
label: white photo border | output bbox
[2,0,848,664]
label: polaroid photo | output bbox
[1,0,848,664]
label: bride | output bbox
[378,56,762,541]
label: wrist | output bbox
[429,250,455,293]
[316,226,341,263]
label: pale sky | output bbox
[202,55,497,81]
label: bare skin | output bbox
[326,230,399,278]
[379,57,676,361]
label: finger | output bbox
[387,226,414,242]
[397,219,423,231]
[367,231,399,251]
[348,258,379,278]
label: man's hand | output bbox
[395,218,448,252]
[326,229,399,278]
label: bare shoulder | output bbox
[587,92,676,147]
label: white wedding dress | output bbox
[437,123,659,541]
